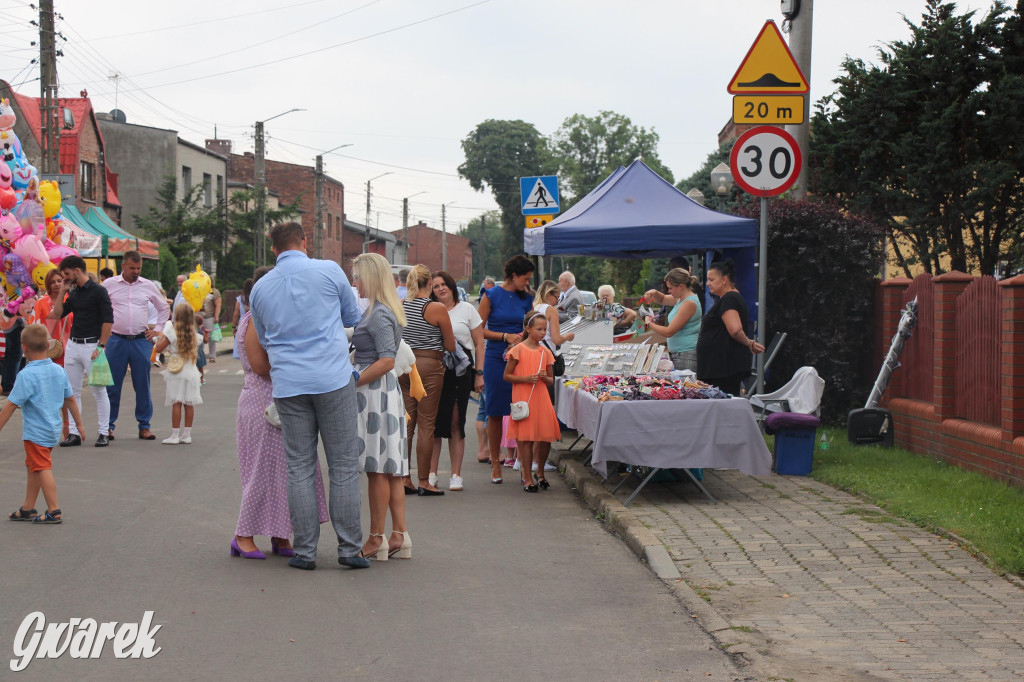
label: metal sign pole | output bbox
[756,196,768,394]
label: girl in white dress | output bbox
[153,303,204,444]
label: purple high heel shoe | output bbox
[230,537,266,560]
[270,539,295,557]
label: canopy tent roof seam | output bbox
[61,205,158,259]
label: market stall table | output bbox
[556,379,772,503]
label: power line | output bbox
[113,0,495,93]
[64,0,382,85]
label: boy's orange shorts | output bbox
[24,441,53,472]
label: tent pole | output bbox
[756,196,768,395]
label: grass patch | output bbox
[841,507,902,525]
[795,427,1024,576]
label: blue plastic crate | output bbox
[774,428,816,476]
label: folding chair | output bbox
[748,366,824,432]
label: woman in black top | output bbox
[695,259,765,395]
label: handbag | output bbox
[166,354,185,374]
[45,338,63,360]
[264,402,282,429]
[542,340,564,377]
[510,350,546,421]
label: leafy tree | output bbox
[549,111,674,201]
[458,120,554,260]
[458,211,505,284]
[140,242,179,293]
[133,176,229,268]
[812,0,1024,276]
[736,199,885,421]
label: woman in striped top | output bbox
[399,265,456,496]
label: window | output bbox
[79,161,95,201]
[203,173,212,207]
[181,166,192,191]
[327,213,332,239]
[215,174,223,201]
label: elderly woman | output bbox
[233,266,329,560]
[351,253,411,560]
[643,268,703,371]
[478,255,535,484]
[429,270,485,491]
[597,285,637,334]
[695,258,765,394]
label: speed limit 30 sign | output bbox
[729,125,802,197]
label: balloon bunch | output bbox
[0,98,79,315]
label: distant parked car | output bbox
[579,290,597,305]
[457,286,469,302]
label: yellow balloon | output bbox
[182,264,212,312]
[32,261,55,289]
[38,180,61,220]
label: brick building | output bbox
[398,221,473,282]
[0,81,121,223]
[218,147,346,265]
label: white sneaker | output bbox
[449,475,463,491]
[544,461,557,471]
[531,462,538,471]
[162,434,180,445]
[512,459,521,471]
[179,435,192,444]
[428,473,438,487]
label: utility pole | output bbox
[402,197,409,262]
[364,172,392,253]
[313,155,324,259]
[254,120,266,266]
[479,215,486,282]
[38,0,59,174]
[441,202,456,271]
[785,0,813,200]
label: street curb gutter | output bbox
[551,447,767,671]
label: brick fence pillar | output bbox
[879,277,912,399]
[932,271,974,421]
[999,275,1024,439]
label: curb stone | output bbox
[552,445,767,670]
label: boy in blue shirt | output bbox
[2,324,84,524]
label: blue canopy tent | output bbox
[523,159,759,321]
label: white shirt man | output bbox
[556,271,584,322]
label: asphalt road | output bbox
[0,353,746,681]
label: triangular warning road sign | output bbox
[523,178,555,210]
[728,20,808,94]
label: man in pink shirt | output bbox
[102,251,169,441]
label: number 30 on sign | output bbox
[729,126,802,198]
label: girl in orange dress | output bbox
[504,311,560,492]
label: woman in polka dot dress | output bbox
[350,253,411,561]
[231,268,329,560]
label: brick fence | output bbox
[878,272,1024,487]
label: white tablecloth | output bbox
[556,380,772,478]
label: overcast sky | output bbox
[0,0,1000,235]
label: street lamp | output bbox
[710,162,735,211]
[440,201,456,270]
[254,107,306,265]
[402,191,427,264]
[314,143,353,260]
[364,172,393,253]
[686,188,705,205]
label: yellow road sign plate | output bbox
[732,95,805,125]
[525,214,555,229]
[728,20,808,94]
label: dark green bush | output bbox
[737,198,884,422]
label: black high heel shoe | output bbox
[537,478,550,490]
[522,480,538,493]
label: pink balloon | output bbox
[44,241,76,264]
[0,186,14,210]
[12,233,49,271]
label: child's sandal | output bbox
[32,509,62,524]
[8,507,37,521]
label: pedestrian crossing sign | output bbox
[520,175,559,216]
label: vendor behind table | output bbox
[643,268,702,371]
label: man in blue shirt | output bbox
[249,222,368,570]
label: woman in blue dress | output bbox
[477,255,535,484]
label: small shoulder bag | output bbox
[510,349,546,421]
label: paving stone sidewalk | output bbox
[599,467,1024,680]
